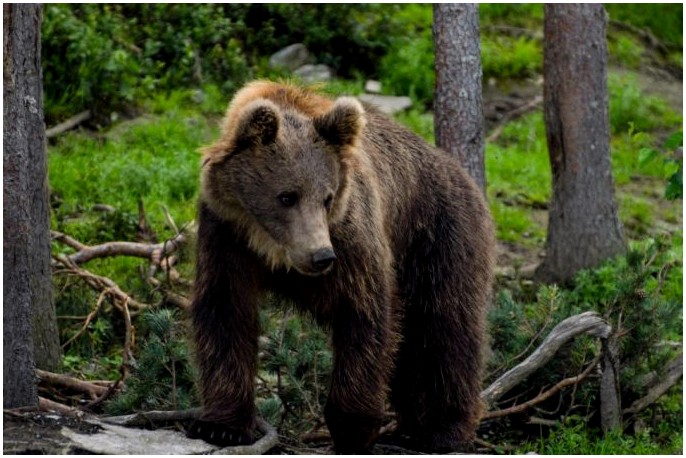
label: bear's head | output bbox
[201,95,365,275]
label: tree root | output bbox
[481,311,611,407]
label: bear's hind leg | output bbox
[391,227,491,451]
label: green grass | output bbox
[519,411,683,454]
[49,103,216,244]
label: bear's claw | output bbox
[186,419,255,447]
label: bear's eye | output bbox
[278,192,298,207]
[324,195,334,212]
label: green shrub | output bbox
[43,4,249,122]
[482,36,542,80]
[608,34,645,68]
[379,34,435,106]
[605,3,683,47]
[106,309,197,414]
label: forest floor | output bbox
[3,63,682,455]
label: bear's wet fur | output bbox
[188,81,495,453]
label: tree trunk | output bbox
[535,4,626,284]
[433,3,486,194]
[3,3,57,408]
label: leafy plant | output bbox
[637,131,683,200]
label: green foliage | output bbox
[605,3,683,47]
[490,235,682,452]
[637,131,683,200]
[379,33,435,106]
[486,113,550,244]
[260,305,332,434]
[569,237,682,388]
[106,308,196,414]
[608,34,646,69]
[520,415,683,454]
[42,4,250,122]
[479,4,543,27]
[482,36,541,80]
[225,4,401,78]
[48,102,212,245]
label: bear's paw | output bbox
[186,419,256,447]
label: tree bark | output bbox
[433,3,486,194]
[4,3,58,409]
[535,4,626,284]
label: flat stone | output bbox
[358,94,413,114]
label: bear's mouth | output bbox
[292,263,334,277]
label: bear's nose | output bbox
[311,248,336,272]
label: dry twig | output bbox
[481,354,601,420]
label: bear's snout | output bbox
[311,247,336,272]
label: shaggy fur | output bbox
[188,81,495,453]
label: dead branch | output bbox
[38,396,86,418]
[53,254,150,312]
[486,95,543,144]
[52,230,187,266]
[61,289,110,349]
[82,379,123,410]
[102,407,204,427]
[481,354,601,420]
[623,353,683,416]
[36,369,109,399]
[102,408,278,455]
[46,110,91,138]
[481,311,611,407]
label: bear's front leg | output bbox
[187,205,263,446]
[324,280,398,454]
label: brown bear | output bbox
[187,80,495,453]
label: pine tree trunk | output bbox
[535,4,626,284]
[3,3,57,408]
[433,3,486,194]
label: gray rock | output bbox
[364,80,382,94]
[358,94,413,114]
[293,64,333,83]
[269,43,310,71]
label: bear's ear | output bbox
[314,97,365,147]
[235,100,280,148]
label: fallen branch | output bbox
[102,408,278,455]
[46,110,91,138]
[36,369,109,399]
[38,396,86,418]
[481,354,601,420]
[61,289,110,349]
[51,230,187,267]
[102,407,204,427]
[486,95,543,144]
[481,311,611,407]
[53,254,150,313]
[623,353,683,416]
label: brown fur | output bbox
[188,81,495,453]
